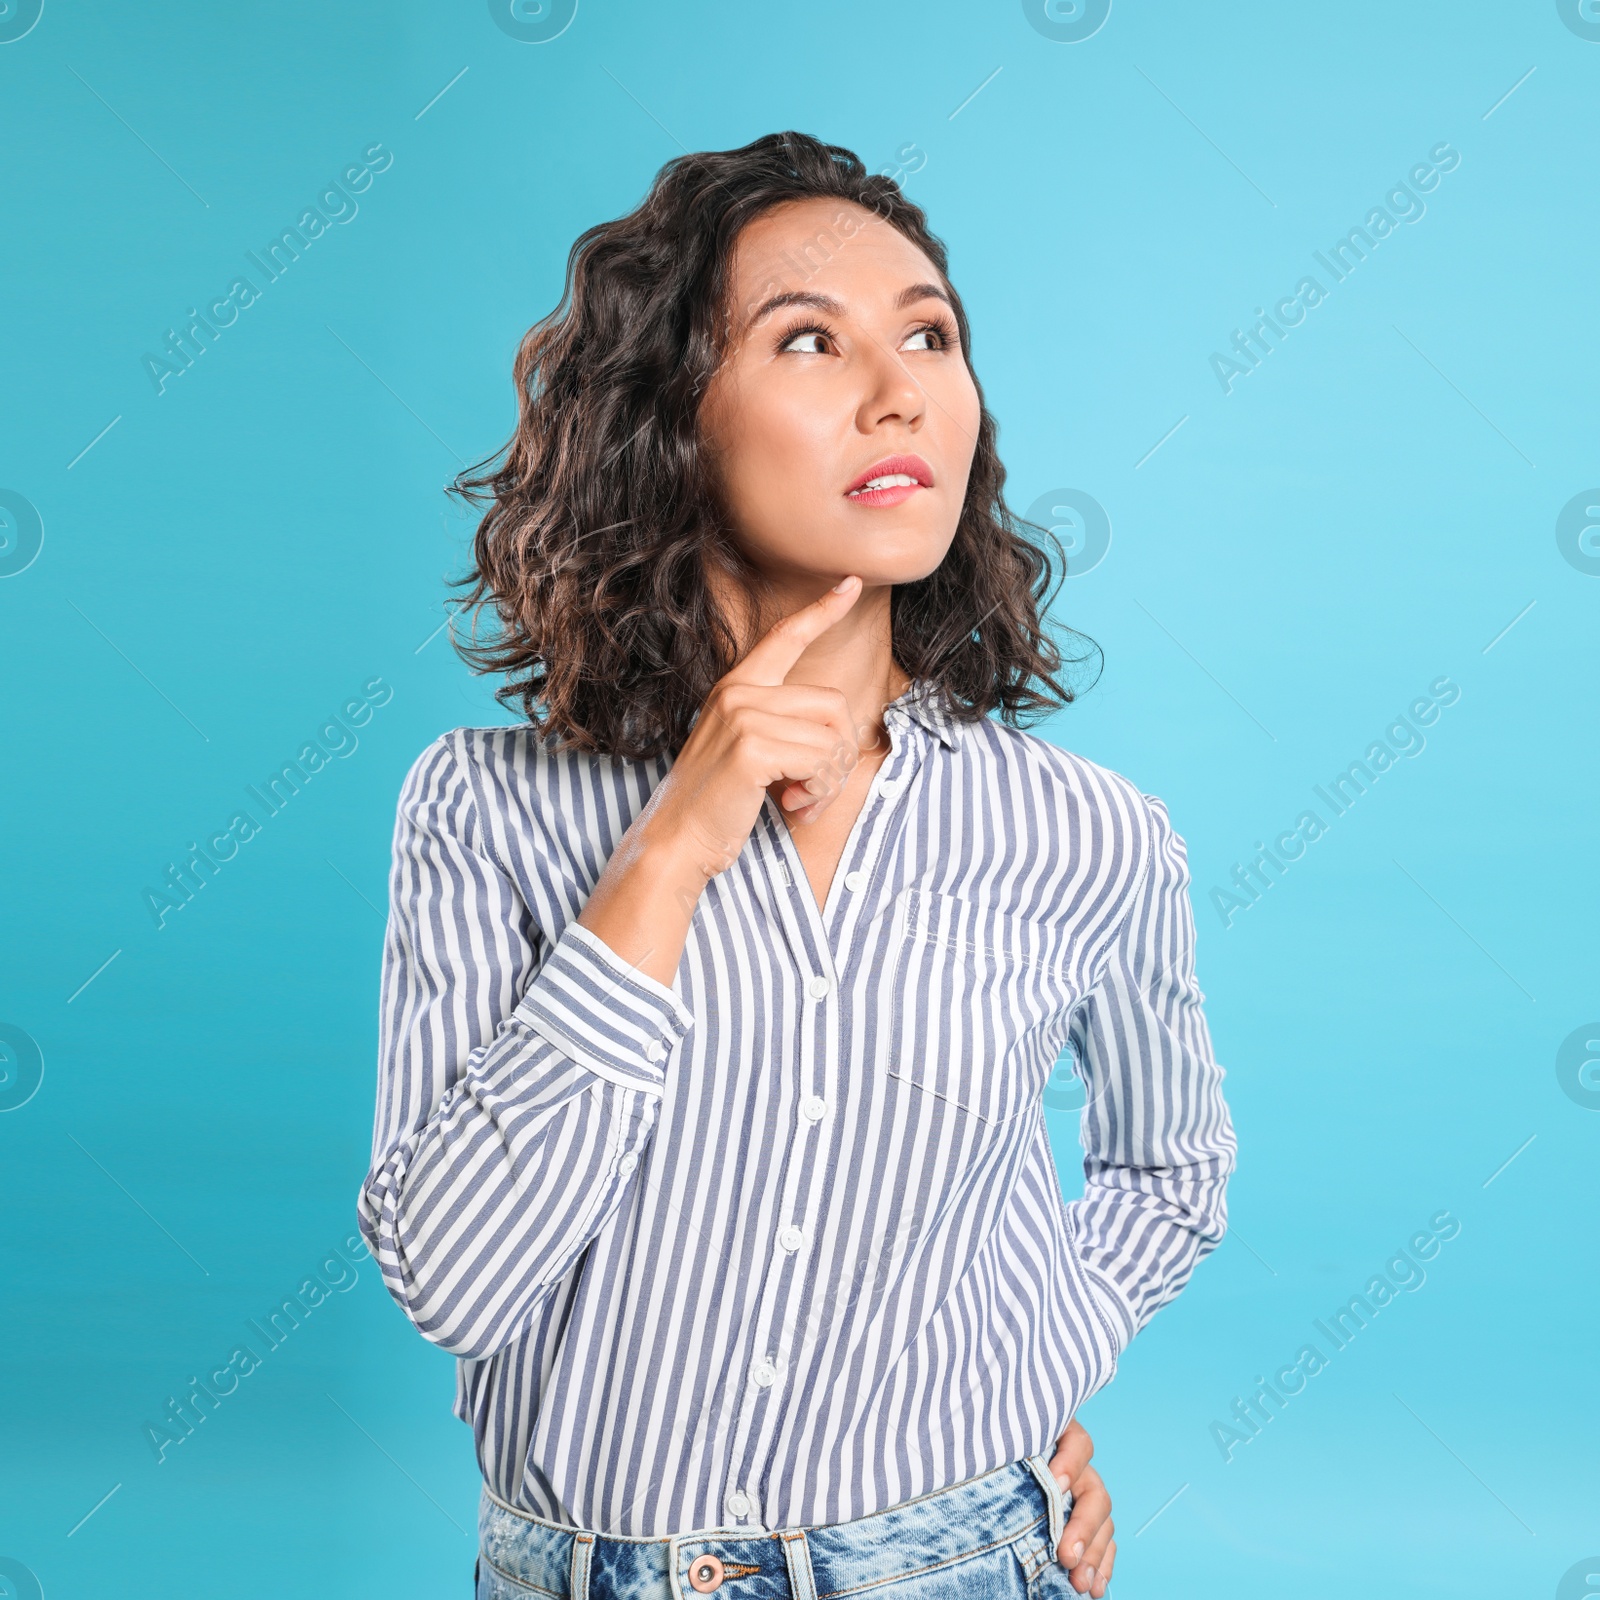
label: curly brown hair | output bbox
[449,130,1099,758]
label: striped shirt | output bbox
[357,678,1236,1535]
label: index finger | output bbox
[729,574,862,687]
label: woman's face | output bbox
[700,197,982,598]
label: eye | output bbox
[901,319,955,352]
[778,321,834,355]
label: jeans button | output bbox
[688,1552,725,1592]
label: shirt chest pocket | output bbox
[887,888,1081,1125]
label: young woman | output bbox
[358,132,1236,1600]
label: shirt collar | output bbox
[886,677,963,750]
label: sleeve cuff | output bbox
[514,920,694,1093]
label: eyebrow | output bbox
[743,280,955,331]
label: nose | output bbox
[854,337,926,435]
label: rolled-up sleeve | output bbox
[1062,791,1236,1356]
[356,733,694,1360]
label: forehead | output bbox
[726,197,945,314]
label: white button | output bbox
[779,1225,804,1252]
[806,975,831,1000]
[726,1489,752,1519]
[799,1095,827,1123]
[878,778,901,797]
[843,871,866,892]
[617,1153,638,1176]
[751,1359,777,1388]
[645,1040,666,1063]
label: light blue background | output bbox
[2,2,1595,1596]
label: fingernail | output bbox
[1069,1541,1084,1563]
[1054,1473,1071,1494]
[1082,1567,1095,1585]
[832,576,855,592]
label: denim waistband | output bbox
[477,1454,1073,1599]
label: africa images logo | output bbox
[140,144,393,396]
[1209,677,1460,928]
[1208,144,1461,394]
[141,678,392,929]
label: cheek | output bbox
[938,370,982,479]
[954,367,982,433]
[705,378,790,519]
[730,389,836,503]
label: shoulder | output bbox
[955,717,1185,919]
[399,723,662,796]
[394,723,669,866]
[961,716,1174,845]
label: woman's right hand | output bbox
[645,572,866,879]
[575,574,865,986]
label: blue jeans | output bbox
[475,1455,1080,1599]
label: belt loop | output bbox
[779,1528,818,1600]
[1024,1453,1068,1556]
[569,1530,594,1599]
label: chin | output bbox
[756,510,955,588]
[871,552,950,586]
[838,525,955,586]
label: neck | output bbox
[715,566,911,751]
[778,584,907,755]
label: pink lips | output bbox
[844,453,934,508]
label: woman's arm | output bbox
[356,733,695,1361]
[1063,791,1238,1356]
[357,582,866,1360]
